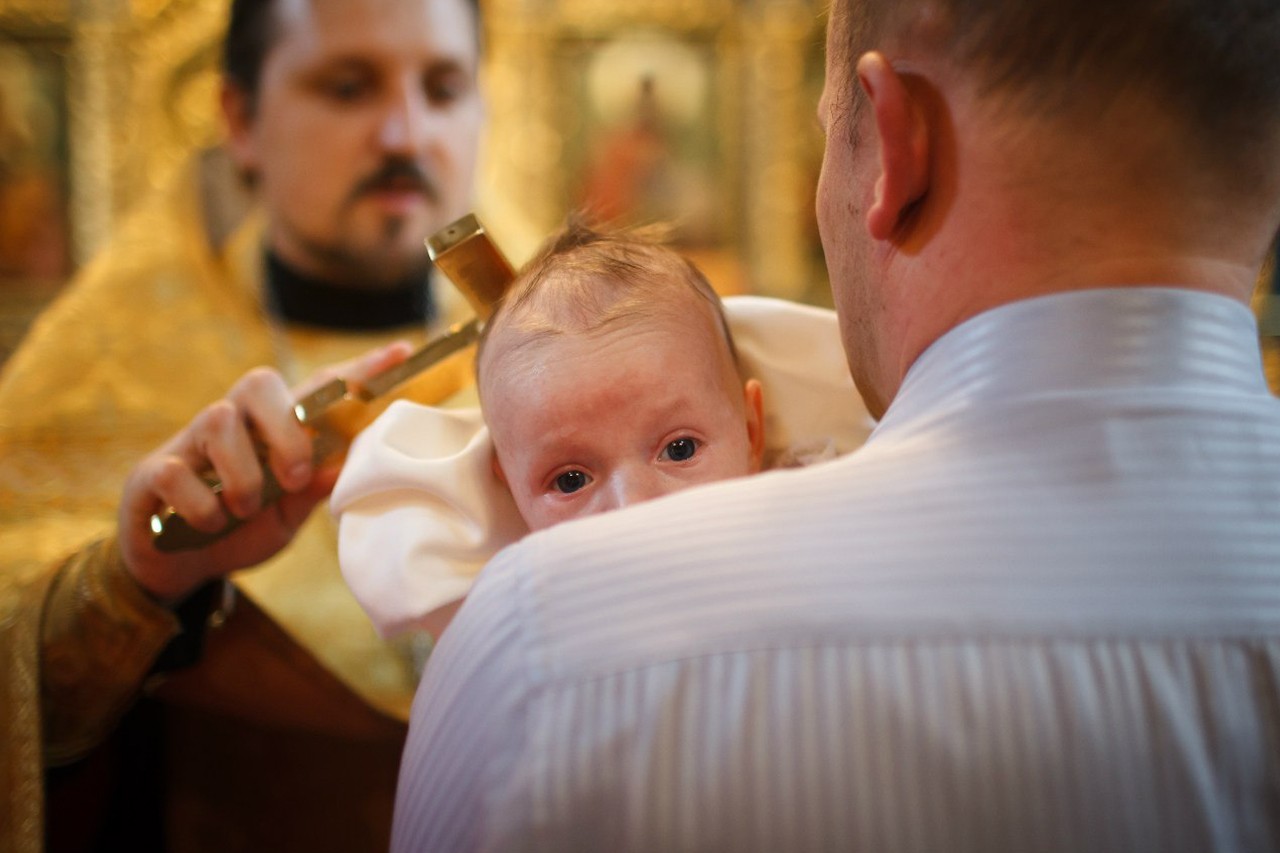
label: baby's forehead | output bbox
[530,263,708,317]
[493,296,714,358]
[480,322,744,446]
[477,247,741,390]
[481,294,731,390]
[494,262,718,338]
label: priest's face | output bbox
[224,0,484,289]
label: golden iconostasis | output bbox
[0,0,832,355]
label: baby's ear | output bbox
[743,378,766,472]
[491,450,508,485]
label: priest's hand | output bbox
[117,341,414,602]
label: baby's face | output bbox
[483,305,764,531]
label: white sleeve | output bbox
[390,548,531,852]
[330,401,530,637]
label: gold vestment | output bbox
[0,151,470,853]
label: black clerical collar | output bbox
[264,251,433,331]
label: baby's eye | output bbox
[662,438,699,462]
[554,470,590,494]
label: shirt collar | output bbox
[876,287,1267,436]
[264,250,434,331]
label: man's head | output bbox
[817,0,1280,417]
[221,0,484,289]
[477,220,766,532]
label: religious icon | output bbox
[568,32,722,248]
[0,36,70,282]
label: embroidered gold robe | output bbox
[0,150,470,853]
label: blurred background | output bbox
[0,0,834,364]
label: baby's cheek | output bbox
[525,495,581,532]
[512,490,551,532]
[702,446,757,483]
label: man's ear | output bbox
[857,51,931,241]
[743,378,766,473]
[220,81,258,178]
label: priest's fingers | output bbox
[292,339,415,398]
[119,447,321,602]
[221,366,315,501]
[118,367,310,599]
[118,346,413,600]
[118,446,226,601]
[119,444,317,602]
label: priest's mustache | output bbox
[350,158,441,205]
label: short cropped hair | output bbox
[223,0,482,111]
[476,217,739,391]
[222,0,279,106]
[832,0,1280,188]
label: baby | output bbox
[476,220,765,531]
[333,220,874,641]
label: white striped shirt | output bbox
[393,287,1280,853]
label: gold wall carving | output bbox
[1,0,829,301]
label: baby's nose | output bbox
[602,466,668,512]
